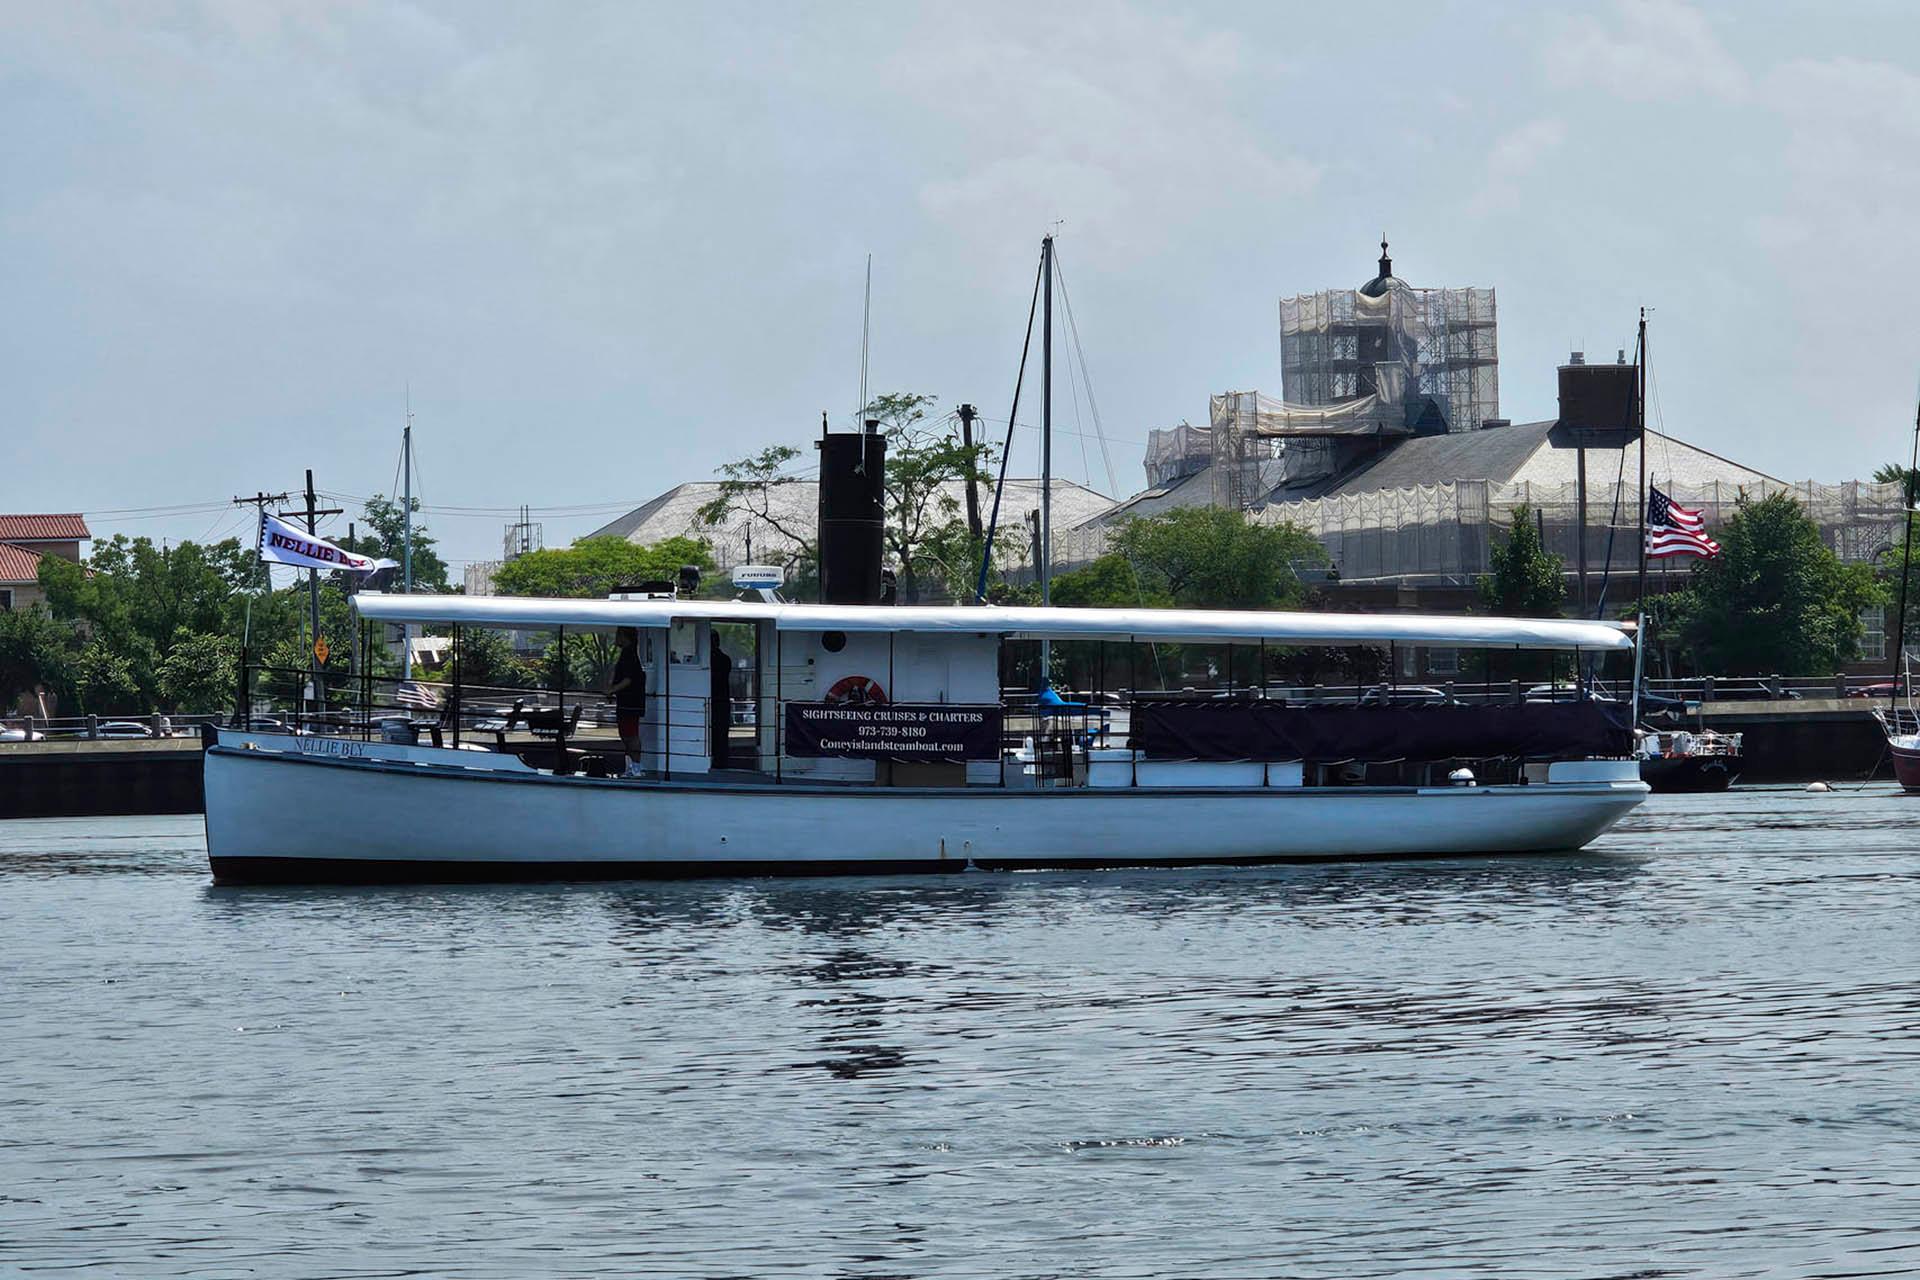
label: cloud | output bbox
[885,4,1319,263]
[1470,116,1566,214]
[1742,55,1920,418]
[1542,0,1748,103]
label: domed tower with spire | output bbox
[1279,236,1498,433]
[1146,236,1501,511]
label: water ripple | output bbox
[2,794,1918,1277]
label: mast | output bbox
[402,397,415,679]
[1888,389,1920,718]
[1630,310,1648,729]
[1040,234,1054,683]
[1041,234,1053,606]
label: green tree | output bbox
[341,495,450,592]
[1878,508,1920,654]
[699,397,992,603]
[492,536,716,599]
[1667,491,1883,675]
[0,606,75,714]
[696,444,817,585]
[38,535,254,707]
[864,393,993,604]
[1479,505,1566,617]
[1050,553,1170,608]
[491,536,716,692]
[1873,461,1918,502]
[446,625,533,692]
[1103,508,1325,610]
[155,630,239,714]
[71,640,141,715]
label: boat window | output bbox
[821,630,847,653]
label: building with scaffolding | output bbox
[1085,239,1902,670]
[1145,241,1500,510]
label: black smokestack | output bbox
[816,417,886,605]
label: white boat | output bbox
[202,595,1648,882]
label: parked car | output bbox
[94,721,155,739]
[1524,682,1612,703]
[1359,684,1451,706]
[0,725,46,742]
[1710,683,1803,701]
[1848,679,1909,699]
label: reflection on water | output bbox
[3,792,1919,1278]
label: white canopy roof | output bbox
[351,592,1632,651]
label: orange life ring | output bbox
[825,675,887,706]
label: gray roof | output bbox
[585,478,1117,570]
[1073,468,1215,528]
[1307,420,1780,499]
[1316,421,1555,497]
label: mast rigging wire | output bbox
[975,245,1046,603]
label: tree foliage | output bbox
[1665,491,1882,675]
[1050,553,1169,609]
[696,444,816,584]
[449,625,534,692]
[0,606,74,713]
[1873,461,1919,503]
[491,536,716,599]
[1479,505,1566,617]
[1050,508,1323,611]
[155,629,239,714]
[864,393,993,604]
[698,394,992,603]
[341,494,450,593]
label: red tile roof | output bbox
[0,541,44,584]
[0,514,90,541]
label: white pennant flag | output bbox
[258,512,399,575]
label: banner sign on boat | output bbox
[785,702,1002,761]
[258,512,398,575]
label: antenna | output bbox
[856,254,872,426]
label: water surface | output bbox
[3,790,1918,1277]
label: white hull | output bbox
[203,733,1648,882]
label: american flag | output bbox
[395,680,443,710]
[1646,487,1721,559]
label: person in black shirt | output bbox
[607,627,646,776]
[709,634,733,770]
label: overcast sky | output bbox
[6,1,1920,570]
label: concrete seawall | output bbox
[0,739,205,819]
[1696,699,1892,784]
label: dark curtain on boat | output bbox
[1132,700,1633,761]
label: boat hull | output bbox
[1890,738,1920,791]
[1640,755,1739,793]
[204,738,1648,883]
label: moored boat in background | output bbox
[1638,727,1741,793]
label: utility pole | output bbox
[230,490,290,724]
[279,472,342,722]
[230,490,291,637]
[957,403,983,543]
[345,521,358,680]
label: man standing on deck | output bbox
[709,634,733,771]
[608,627,646,777]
